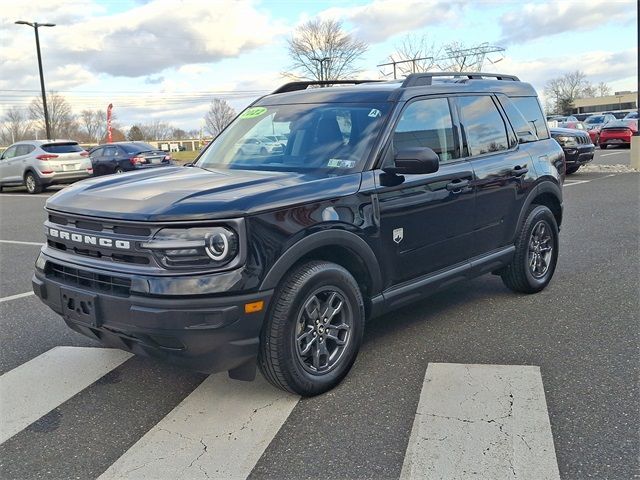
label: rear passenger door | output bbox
[455,95,535,256]
[375,96,476,286]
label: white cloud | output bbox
[500,0,634,44]
[319,0,464,43]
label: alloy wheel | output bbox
[528,220,553,278]
[294,287,352,375]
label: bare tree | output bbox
[127,125,145,141]
[138,121,173,141]
[286,18,368,81]
[596,81,611,97]
[1,107,32,144]
[28,92,78,139]
[78,109,106,143]
[544,71,594,114]
[384,34,441,77]
[204,99,236,137]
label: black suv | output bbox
[33,73,564,396]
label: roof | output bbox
[258,73,538,106]
[11,139,77,145]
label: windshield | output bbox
[197,103,390,174]
[585,116,604,124]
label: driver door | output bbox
[374,96,476,288]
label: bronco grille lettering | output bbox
[48,227,131,250]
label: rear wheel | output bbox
[501,205,558,294]
[25,172,42,194]
[114,167,124,174]
[259,261,365,396]
[600,144,607,149]
[565,165,580,175]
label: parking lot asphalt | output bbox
[0,166,638,479]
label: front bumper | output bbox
[32,259,272,375]
[563,145,595,166]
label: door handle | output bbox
[446,179,470,192]
[511,166,529,177]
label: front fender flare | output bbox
[259,229,382,294]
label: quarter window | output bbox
[510,96,550,140]
[458,96,509,156]
[393,98,458,162]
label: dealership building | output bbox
[571,91,637,115]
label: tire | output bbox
[258,260,365,396]
[114,167,124,174]
[24,172,43,194]
[600,144,607,150]
[565,165,580,175]
[501,205,559,294]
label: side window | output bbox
[2,146,17,160]
[90,148,102,157]
[510,96,550,140]
[15,145,33,156]
[458,96,509,156]
[103,146,116,157]
[393,98,458,163]
[497,95,538,144]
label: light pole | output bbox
[311,57,331,82]
[15,20,55,139]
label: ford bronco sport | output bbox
[33,73,564,396]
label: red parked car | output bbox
[599,120,637,149]
[583,114,617,144]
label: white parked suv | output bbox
[0,140,93,194]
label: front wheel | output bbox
[259,261,365,396]
[565,165,580,175]
[600,144,607,150]
[501,205,559,294]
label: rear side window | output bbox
[102,146,117,157]
[458,96,509,156]
[41,142,83,154]
[1,146,17,160]
[393,97,458,162]
[497,95,538,144]
[16,144,35,156]
[510,97,550,140]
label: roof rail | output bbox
[272,80,384,94]
[401,72,520,88]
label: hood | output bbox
[46,166,362,221]
[550,127,589,136]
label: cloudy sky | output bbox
[1,0,637,131]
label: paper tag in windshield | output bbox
[239,107,267,119]
[368,108,381,118]
[328,159,355,168]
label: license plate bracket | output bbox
[60,287,99,327]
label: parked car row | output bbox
[0,140,173,193]
[548,112,637,148]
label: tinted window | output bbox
[15,144,35,156]
[510,96,550,140]
[41,142,83,153]
[121,143,155,153]
[1,146,17,160]
[90,147,103,157]
[459,96,509,156]
[393,98,458,162]
[497,95,538,144]
[102,146,117,157]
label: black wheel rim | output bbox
[528,220,553,279]
[294,287,352,375]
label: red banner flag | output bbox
[107,103,113,143]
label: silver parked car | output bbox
[0,140,93,194]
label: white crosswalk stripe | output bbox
[99,373,299,480]
[0,347,561,480]
[0,346,132,445]
[400,363,560,480]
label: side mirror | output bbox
[383,147,440,175]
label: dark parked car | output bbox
[599,120,638,149]
[550,127,594,174]
[89,142,172,176]
[33,73,564,396]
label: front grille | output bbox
[577,135,590,145]
[45,262,131,296]
[46,213,155,267]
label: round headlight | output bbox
[205,231,230,261]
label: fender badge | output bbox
[393,228,403,244]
